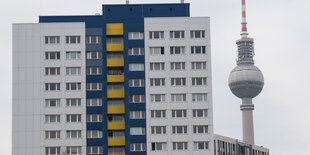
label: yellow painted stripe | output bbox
[107,74,124,83]
[108,105,125,114]
[107,43,124,51]
[107,59,124,67]
[106,23,123,35]
[108,137,126,146]
[107,90,125,98]
[108,121,125,130]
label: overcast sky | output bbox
[1,0,309,154]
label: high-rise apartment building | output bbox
[12,3,213,155]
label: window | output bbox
[150,94,165,102]
[87,98,102,106]
[150,78,165,86]
[45,99,60,107]
[88,146,103,154]
[171,94,186,102]
[170,46,185,55]
[192,93,207,102]
[193,125,208,134]
[171,78,186,86]
[151,126,166,134]
[45,147,60,155]
[194,141,209,150]
[191,62,207,70]
[87,51,102,59]
[66,146,81,155]
[107,52,123,59]
[45,36,60,44]
[149,47,165,55]
[108,100,124,106]
[129,63,144,71]
[171,62,185,70]
[66,67,81,75]
[130,143,146,151]
[191,46,206,54]
[107,37,123,43]
[87,130,102,138]
[66,36,81,44]
[172,110,187,118]
[170,31,185,39]
[66,83,81,91]
[130,111,145,119]
[173,142,188,150]
[151,142,167,151]
[66,130,82,139]
[45,52,60,60]
[87,114,102,122]
[108,147,125,154]
[192,77,207,86]
[45,67,60,76]
[107,84,124,90]
[129,79,144,87]
[129,47,145,55]
[172,126,187,134]
[190,30,205,38]
[108,131,125,138]
[87,67,102,75]
[130,127,146,135]
[129,95,145,103]
[149,31,164,39]
[108,67,124,75]
[66,51,81,60]
[45,131,60,139]
[66,114,81,123]
[66,98,81,107]
[151,110,166,118]
[87,83,102,91]
[193,109,208,118]
[86,35,101,44]
[129,32,144,40]
[150,62,165,71]
[45,115,60,123]
[45,83,60,91]
[108,114,124,122]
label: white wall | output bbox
[144,17,214,155]
[12,23,86,155]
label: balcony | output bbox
[106,23,123,35]
[108,137,125,146]
[107,90,124,98]
[107,74,124,83]
[107,59,124,67]
[108,105,125,114]
[108,121,125,130]
[107,43,124,52]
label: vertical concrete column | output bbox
[240,98,255,145]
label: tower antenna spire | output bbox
[241,0,248,39]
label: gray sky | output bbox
[1,0,309,154]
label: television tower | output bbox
[228,0,264,145]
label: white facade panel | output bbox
[144,17,214,155]
[12,23,86,155]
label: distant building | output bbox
[214,134,269,155]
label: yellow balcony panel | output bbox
[108,105,125,114]
[107,75,124,83]
[108,154,125,155]
[107,90,124,98]
[108,121,125,130]
[107,43,124,51]
[107,59,124,67]
[108,137,125,146]
[106,23,124,35]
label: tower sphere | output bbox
[228,64,264,99]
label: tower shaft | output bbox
[241,98,255,145]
